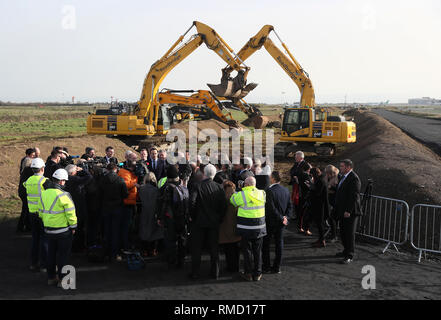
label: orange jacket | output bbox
[118,168,138,205]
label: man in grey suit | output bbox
[334,159,363,264]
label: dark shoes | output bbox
[263,267,281,274]
[312,240,326,248]
[188,273,200,280]
[272,268,281,274]
[253,274,262,281]
[341,257,353,264]
[240,272,253,282]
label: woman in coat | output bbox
[304,167,329,247]
[138,172,164,257]
[218,180,242,273]
[117,161,138,254]
[325,165,340,242]
[297,162,312,235]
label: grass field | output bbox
[0,105,93,145]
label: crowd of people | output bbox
[17,146,362,287]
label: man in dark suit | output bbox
[334,159,362,264]
[189,164,227,279]
[102,146,118,165]
[262,171,293,274]
[147,147,166,181]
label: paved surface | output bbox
[372,109,441,156]
[0,218,440,300]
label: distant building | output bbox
[408,97,441,105]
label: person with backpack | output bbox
[157,165,189,268]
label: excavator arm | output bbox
[157,89,238,126]
[137,21,252,131]
[230,25,316,107]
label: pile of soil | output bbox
[0,135,137,199]
[170,119,245,137]
[339,110,441,206]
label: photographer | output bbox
[65,163,93,252]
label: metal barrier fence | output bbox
[410,204,441,263]
[357,194,410,253]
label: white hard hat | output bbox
[30,158,45,169]
[52,168,69,181]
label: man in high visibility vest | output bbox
[23,158,48,272]
[230,176,266,282]
[38,169,77,286]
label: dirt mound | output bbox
[0,135,137,199]
[170,119,244,137]
[339,110,441,206]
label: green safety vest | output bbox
[230,186,266,238]
[158,177,168,188]
[38,188,77,234]
[23,174,47,213]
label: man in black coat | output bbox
[189,164,227,279]
[44,150,62,178]
[65,164,93,252]
[101,146,118,165]
[98,163,129,260]
[262,171,293,274]
[334,159,362,264]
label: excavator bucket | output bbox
[207,80,235,97]
[207,69,258,100]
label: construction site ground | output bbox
[0,108,440,299]
[0,216,440,300]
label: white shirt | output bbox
[269,182,280,189]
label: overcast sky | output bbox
[1,0,440,104]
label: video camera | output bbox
[76,156,106,173]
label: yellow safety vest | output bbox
[230,186,266,238]
[38,188,77,234]
[23,174,47,213]
[158,177,168,188]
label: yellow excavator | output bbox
[87,21,260,146]
[221,25,357,156]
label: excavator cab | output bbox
[282,108,311,135]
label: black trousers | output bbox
[240,237,263,277]
[262,226,284,270]
[86,196,101,246]
[164,219,186,267]
[46,230,73,280]
[191,226,219,277]
[17,194,31,231]
[340,216,359,259]
[221,242,240,273]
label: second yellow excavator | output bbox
[223,25,357,156]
